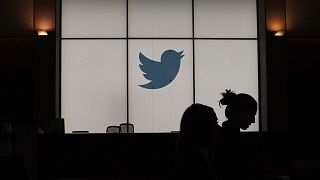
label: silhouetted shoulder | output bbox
[172,103,221,180]
[172,148,215,180]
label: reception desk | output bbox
[38,133,178,179]
[38,132,291,179]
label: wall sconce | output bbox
[274,30,285,37]
[37,30,48,36]
[35,0,55,35]
[266,0,286,37]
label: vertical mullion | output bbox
[126,0,129,132]
[256,0,261,132]
[257,0,267,132]
[192,0,195,104]
[59,0,62,118]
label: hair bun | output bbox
[219,89,237,106]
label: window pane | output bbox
[194,0,257,38]
[195,40,259,131]
[62,0,126,38]
[62,40,127,133]
[129,40,193,132]
[128,0,192,38]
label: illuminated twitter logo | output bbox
[139,49,185,89]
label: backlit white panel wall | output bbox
[195,40,259,131]
[129,40,193,132]
[62,40,127,133]
[61,0,260,133]
[62,0,126,38]
[194,0,257,38]
[128,0,192,38]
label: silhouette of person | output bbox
[218,89,259,180]
[171,103,222,180]
[219,89,257,138]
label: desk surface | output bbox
[38,132,291,179]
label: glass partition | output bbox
[195,40,259,131]
[128,40,193,132]
[61,0,261,133]
[61,40,127,133]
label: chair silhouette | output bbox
[106,126,121,133]
[119,123,134,133]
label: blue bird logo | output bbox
[138,49,185,89]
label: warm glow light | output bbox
[274,31,285,36]
[266,0,286,34]
[37,31,48,36]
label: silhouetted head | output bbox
[219,89,257,130]
[179,103,220,151]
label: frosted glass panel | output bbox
[194,0,257,38]
[62,0,126,38]
[62,40,127,133]
[195,40,259,131]
[128,0,192,38]
[129,40,193,132]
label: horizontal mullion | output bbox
[129,37,192,39]
[61,37,258,40]
[61,37,127,40]
[195,37,257,40]
[129,37,258,40]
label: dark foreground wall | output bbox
[37,132,291,179]
[38,133,178,179]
